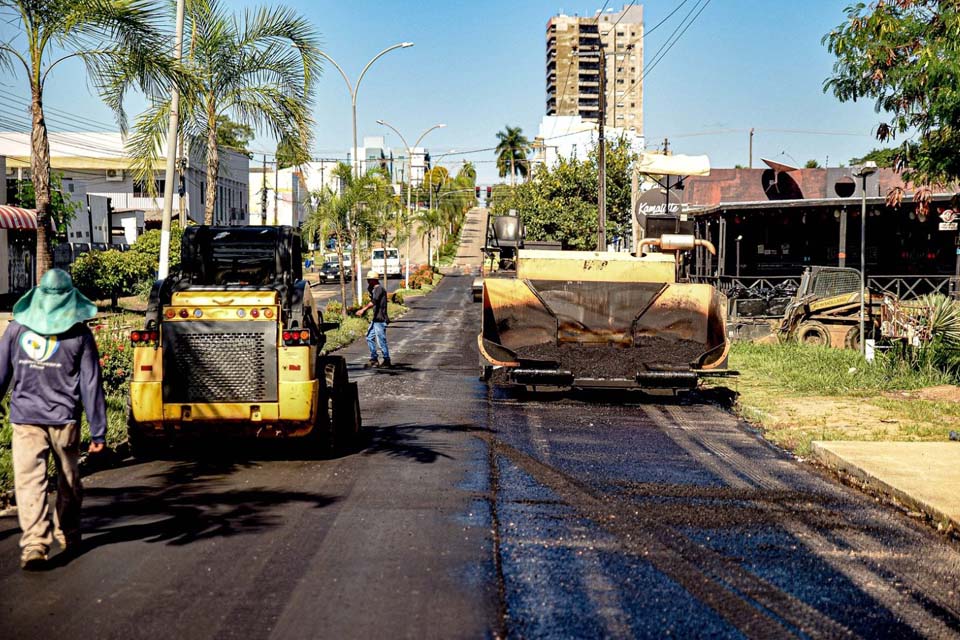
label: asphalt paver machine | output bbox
[477,229,733,391]
[127,226,361,455]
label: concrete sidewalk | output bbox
[811,441,960,535]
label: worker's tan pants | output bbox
[11,422,82,552]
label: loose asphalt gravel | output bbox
[1,275,959,639]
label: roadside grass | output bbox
[714,342,960,455]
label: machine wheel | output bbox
[797,321,830,346]
[317,355,359,452]
[334,382,362,450]
[479,365,493,382]
[844,324,877,351]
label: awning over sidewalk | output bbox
[0,205,39,229]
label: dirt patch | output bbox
[516,338,705,379]
[883,385,960,404]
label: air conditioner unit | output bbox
[105,168,123,182]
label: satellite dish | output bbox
[761,158,800,173]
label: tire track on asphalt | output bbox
[481,429,799,639]
[521,412,633,639]
[658,403,960,637]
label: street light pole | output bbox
[376,120,445,284]
[853,161,878,356]
[317,42,414,300]
[158,0,185,279]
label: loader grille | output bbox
[162,321,278,403]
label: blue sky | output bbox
[0,1,885,184]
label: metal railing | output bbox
[867,275,959,299]
[693,274,959,300]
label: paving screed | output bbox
[0,275,958,639]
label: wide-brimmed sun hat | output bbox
[13,268,97,336]
[365,269,381,280]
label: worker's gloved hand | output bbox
[355,309,364,318]
[88,441,105,454]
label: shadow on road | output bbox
[46,458,338,568]
[360,422,485,464]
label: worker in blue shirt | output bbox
[0,268,106,570]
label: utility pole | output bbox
[273,159,279,226]
[663,137,670,154]
[260,154,267,225]
[158,0,185,279]
[597,43,607,252]
[749,128,754,168]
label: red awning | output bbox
[0,205,39,229]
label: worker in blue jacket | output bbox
[0,268,106,570]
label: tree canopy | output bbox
[823,1,960,190]
[849,147,899,169]
[216,116,255,157]
[491,137,637,250]
[495,125,531,185]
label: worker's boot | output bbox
[364,359,379,369]
[380,358,392,369]
[20,546,48,571]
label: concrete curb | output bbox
[810,441,959,536]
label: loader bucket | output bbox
[479,277,729,387]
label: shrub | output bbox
[390,291,404,305]
[324,300,344,318]
[92,321,133,395]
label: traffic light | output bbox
[486,186,492,199]
[475,186,481,199]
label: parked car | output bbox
[319,259,351,283]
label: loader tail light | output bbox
[264,309,274,319]
[250,308,260,318]
[282,329,312,346]
[164,309,175,319]
[179,309,189,318]
[130,330,158,346]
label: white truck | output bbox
[371,247,401,278]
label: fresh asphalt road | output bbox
[2,276,960,639]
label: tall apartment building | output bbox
[546,5,644,134]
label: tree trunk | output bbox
[510,156,515,188]
[31,85,53,280]
[350,229,360,307]
[336,235,346,314]
[205,112,219,225]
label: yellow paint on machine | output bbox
[171,290,279,306]
[516,249,676,283]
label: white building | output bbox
[0,132,250,244]
[533,114,645,167]
[249,165,309,227]
[351,136,428,186]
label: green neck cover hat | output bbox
[13,268,97,336]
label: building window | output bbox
[133,179,166,197]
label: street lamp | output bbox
[852,161,878,356]
[376,119,446,285]
[316,43,412,299]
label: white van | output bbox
[371,247,401,278]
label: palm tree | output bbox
[495,125,531,187]
[127,0,319,224]
[0,0,173,278]
[305,185,351,307]
[415,207,442,268]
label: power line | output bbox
[618,0,712,107]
